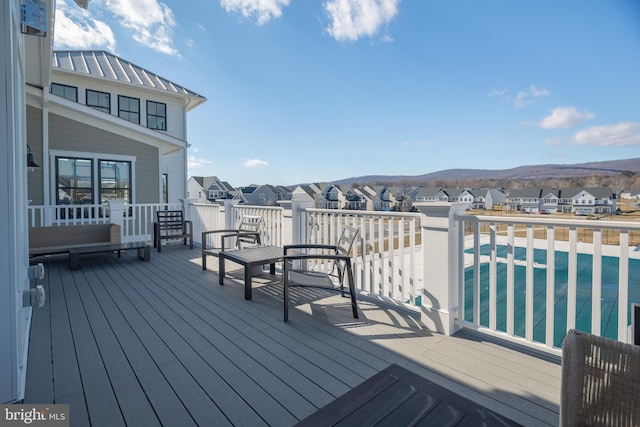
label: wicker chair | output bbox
[561,329,640,426]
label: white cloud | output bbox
[103,0,179,56]
[220,0,291,25]
[243,159,269,168]
[324,0,400,42]
[188,155,213,169]
[539,106,594,129]
[514,85,549,109]
[572,122,640,147]
[54,0,116,51]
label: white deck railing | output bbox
[28,200,640,350]
[28,202,181,242]
[230,205,284,247]
[302,208,422,307]
[455,214,640,348]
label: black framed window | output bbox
[118,95,140,124]
[56,157,94,205]
[99,160,131,203]
[51,83,78,101]
[86,89,110,113]
[146,100,166,130]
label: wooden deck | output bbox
[24,245,561,426]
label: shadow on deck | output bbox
[24,244,561,426]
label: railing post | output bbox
[181,198,196,221]
[223,199,239,247]
[108,200,126,241]
[414,202,469,336]
[292,199,313,245]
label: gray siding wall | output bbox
[49,112,160,203]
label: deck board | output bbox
[25,247,561,426]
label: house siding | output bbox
[48,112,160,203]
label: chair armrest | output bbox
[284,244,338,254]
[184,220,193,234]
[283,253,351,262]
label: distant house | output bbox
[241,184,280,206]
[415,187,449,203]
[484,189,507,210]
[506,188,542,213]
[187,176,210,203]
[572,188,616,215]
[374,187,396,211]
[318,185,344,209]
[344,187,369,210]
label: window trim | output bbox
[50,150,136,205]
[146,100,167,131]
[86,89,111,114]
[117,95,140,125]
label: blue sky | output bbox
[54,0,640,187]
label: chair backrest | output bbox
[336,226,359,256]
[561,329,640,426]
[236,215,263,247]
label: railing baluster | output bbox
[545,226,555,347]
[489,223,497,331]
[506,224,515,336]
[592,229,602,336]
[618,230,629,341]
[567,227,578,332]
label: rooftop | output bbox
[25,247,561,426]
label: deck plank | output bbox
[25,248,560,427]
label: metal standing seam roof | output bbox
[52,50,206,100]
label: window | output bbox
[99,160,131,203]
[147,100,166,130]
[162,174,168,203]
[118,95,140,124]
[56,157,94,204]
[86,89,110,113]
[53,152,136,209]
[51,83,78,102]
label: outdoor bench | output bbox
[29,223,122,257]
[29,223,151,269]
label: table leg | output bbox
[269,263,276,275]
[69,253,80,270]
[244,265,252,300]
[219,256,225,286]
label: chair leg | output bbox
[202,253,207,270]
[283,272,289,322]
[346,263,358,319]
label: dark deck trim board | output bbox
[24,247,560,426]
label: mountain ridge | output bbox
[329,158,640,186]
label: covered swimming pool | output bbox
[464,245,640,347]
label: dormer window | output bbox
[147,100,166,131]
[86,89,110,113]
[51,83,78,102]
[118,95,140,124]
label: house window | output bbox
[99,160,131,203]
[163,174,168,203]
[51,83,78,102]
[86,89,110,113]
[147,101,166,130]
[118,95,140,124]
[56,157,94,204]
[53,152,136,208]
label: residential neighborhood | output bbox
[188,175,634,217]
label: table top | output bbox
[219,245,284,265]
[297,363,521,426]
